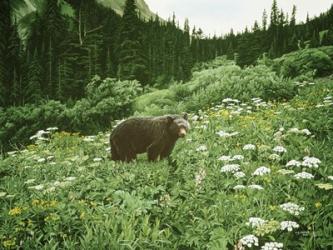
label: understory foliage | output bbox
[0,77,141,151]
[1,77,332,249]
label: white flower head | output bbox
[233,185,246,190]
[286,160,302,168]
[294,172,314,180]
[218,155,232,162]
[246,217,266,228]
[221,164,240,173]
[239,235,259,248]
[280,221,300,232]
[65,177,76,181]
[252,166,271,176]
[195,168,207,187]
[280,202,305,216]
[196,145,207,152]
[234,171,246,179]
[37,158,46,163]
[248,184,264,190]
[302,156,321,169]
[24,179,36,184]
[216,130,239,138]
[269,153,280,161]
[328,176,333,181]
[273,146,287,153]
[243,144,256,151]
[46,127,58,132]
[261,242,283,250]
[232,155,245,161]
[28,184,44,191]
[93,157,103,162]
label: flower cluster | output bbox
[302,156,321,168]
[221,164,240,173]
[288,128,311,136]
[234,171,246,179]
[30,130,50,141]
[280,202,305,216]
[216,130,239,138]
[246,217,267,228]
[261,242,283,250]
[218,155,244,162]
[273,146,287,153]
[248,184,264,190]
[239,235,259,248]
[196,145,208,152]
[252,166,271,176]
[243,144,256,151]
[280,221,300,231]
[195,168,207,187]
[294,172,314,180]
[233,185,246,190]
[286,160,302,167]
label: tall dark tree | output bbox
[0,0,12,106]
[117,0,149,84]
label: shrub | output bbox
[274,48,333,78]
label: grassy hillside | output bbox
[1,75,332,248]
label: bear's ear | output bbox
[167,116,174,125]
[183,113,188,120]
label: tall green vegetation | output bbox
[117,0,149,84]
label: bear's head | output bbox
[167,113,190,138]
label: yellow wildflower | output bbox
[315,202,322,208]
[8,207,22,216]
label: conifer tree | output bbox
[118,0,149,84]
[0,0,11,106]
[25,50,42,103]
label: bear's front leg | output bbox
[147,142,162,162]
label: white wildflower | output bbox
[216,130,239,138]
[232,155,244,161]
[24,179,36,184]
[280,221,300,232]
[294,172,314,180]
[44,187,56,193]
[47,156,55,161]
[46,127,58,131]
[191,115,199,121]
[288,127,300,134]
[29,184,44,191]
[7,151,17,156]
[218,155,232,162]
[239,235,259,248]
[243,144,256,151]
[233,185,246,190]
[37,158,46,163]
[221,164,240,173]
[234,171,246,179]
[196,145,207,152]
[302,156,321,169]
[252,166,271,176]
[286,160,302,167]
[93,157,103,162]
[0,192,7,197]
[248,184,264,190]
[195,168,206,187]
[273,146,287,153]
[269,153,280,161]
[261,242,283,250]
[83,136,96,142]
[65,177,76,181]
[301,129,311,136]
[280,202,305,216]
[246,217,267,228]
[222,98,234,103]
[328,176,333,181]
[29,130,50,140]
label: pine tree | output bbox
[25,50,42,103]
[0,0,11,106]
[117,0,149,84]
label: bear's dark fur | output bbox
[110,114,190,162]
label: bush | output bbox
[0,77,142,151]
[274,48,333,78]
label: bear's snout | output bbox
[178,127,187,138]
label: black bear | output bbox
[110,113,190,162]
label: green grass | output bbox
[1,77,332,249]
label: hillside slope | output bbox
[1,76,332,249]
